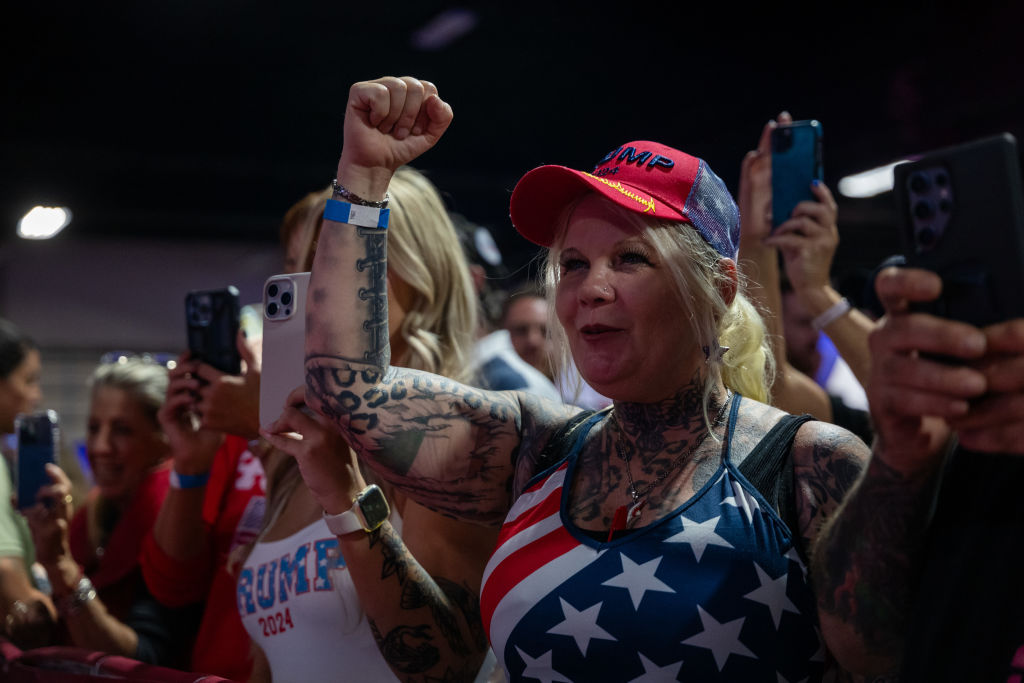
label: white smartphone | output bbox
[259,272,310,428]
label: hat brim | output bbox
[510,165,686,247]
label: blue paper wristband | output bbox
[324,199,389,229]
[169,469,211,490]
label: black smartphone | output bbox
[893,133,1024,327]
[15,410,59,510]
[185,286,242,374]
[771,119,824,230]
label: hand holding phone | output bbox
[186,286,242,374]
[15,410,59,510]
[771,119,823,230]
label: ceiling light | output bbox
[18,206,72,239]
[411,8,479,50]
[837,161,910,198]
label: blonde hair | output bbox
[234,168,479,573]
[541,198,773,415]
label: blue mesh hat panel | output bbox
[684,161,741,259]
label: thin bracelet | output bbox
[324,199,390,229]
[331,179,390,208]
[811,297,852,331]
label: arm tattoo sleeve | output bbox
[366,525,488,681]
[811,453,942,661]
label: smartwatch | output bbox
[323,484,391,535]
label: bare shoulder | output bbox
[791,416,871,549]
[513,391,590,489]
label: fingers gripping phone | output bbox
[259,273,310,428]
[15,410,59,510]
[771,119,824,230]
[186,286,242,374]
[894,133,1024,327]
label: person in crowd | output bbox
[500,287,554,381]
[0,317,55,648]
[453,214,562,402]
[263,75,891,680]
[235,169,499,682]
[736,113,874,443]
[500,285,612,411]
[22,358,197,666]
[140,197,294,680]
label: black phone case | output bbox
[771,120,823,230]
[15,410,59,510]
[894,133,1024,327]
[186,286,242,374]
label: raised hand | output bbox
[260,386,364,515]
[336,76,454,201]
[158,354,224,475]
[766,180,840,295]
[24,463,74,566]
[192,331,262,440]
[948,318,1024,453]
[867,266,987,472]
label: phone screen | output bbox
[771,120,823,230]
[15,410,59,510]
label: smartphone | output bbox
[771,119,824,230]
[893,133,1024,327]
[259,272,310,427]
[186,286,242,374]
[15,410,59,510]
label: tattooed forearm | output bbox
[366,526,488,680]
[811,453,942,659]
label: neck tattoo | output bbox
[609,391,732,537]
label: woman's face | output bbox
[554,195,702,402]
[0,349,42,433]
[86,386,167,503]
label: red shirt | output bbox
[141,436,266,682]
[70,461,171,620]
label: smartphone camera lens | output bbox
[934,171,949,187]
[938,199,952,214]
[913,200,935,220]
[268,284,279,298]
[917,226,938,249]
[909,172,931,194]
[267,302,279,317]
[281,291,292,306]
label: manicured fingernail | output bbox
[394,127,409,139]
[411,125,423,135]
[811,179,821,187]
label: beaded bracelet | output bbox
[331,179,390,208]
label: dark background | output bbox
[3,1,1023,293]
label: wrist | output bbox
[797,285,842,318]
[335,162,392,203]
[44,557,83,597]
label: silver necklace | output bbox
[612,391,732,529]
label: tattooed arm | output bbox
[808,266,991,674]
[265,391,500,681]
[274,77,573,524]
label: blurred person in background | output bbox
[0,317,55,648]
[453,215,561,402]
[23,358,197,666]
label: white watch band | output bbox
[322,502,363,536]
